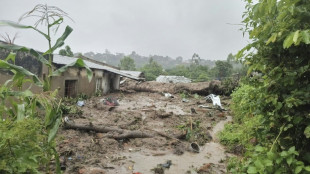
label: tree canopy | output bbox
[140,58,164,81]
[59,45,74,57]
[119,56,136,70]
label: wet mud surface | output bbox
[57,92,232,174]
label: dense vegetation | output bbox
[118,54,246,83]
[0,5,92,173]
[83,50,217,69]
[220,0,310,173]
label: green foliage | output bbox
[177,119,210,145]
[166,64,209,82]
[221,76,240,96]
[212,60,233,80]
[222,0,310,173]
[59,45,74,57]
[119,56,136,70]
[228,146,310,174]
[0,4,93,173]
[0,118,46,173]
[179,91,189,99]
[140,58,164,81]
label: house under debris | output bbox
[120,70,145,80]
[51,55,141,97]
[0,45,140,98]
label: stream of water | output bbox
[123,116,232,174]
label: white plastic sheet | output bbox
[205,94,222,107]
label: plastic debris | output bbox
[164,93,174,98]
[77,100,85,107]
[100,97,119,106]
[198,105,213,109]
[205,94,222,107]
[160,160,172,169]
[182,98,189,103]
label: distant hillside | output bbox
[77,51,217,69]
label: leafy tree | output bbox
[59,45,74,57]
[140,58,163,81]
[226,53,235,63]
[166,64,209,82]
[191,53,201,65]
[212,60,233,80]
[222,0,310,173]
[119,56,136,70]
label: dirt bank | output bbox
[120,79,223,95]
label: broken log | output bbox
[106,131,154,139]
[63,119,172,140]
[64,121,124,134]
[63,118,188,141]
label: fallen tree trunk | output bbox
[63,118,187,141]
[106,131,154,139]
[64,121,124,134]
[120,80,223,95]
[63,120,171,140]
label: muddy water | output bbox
[123,116,232,174]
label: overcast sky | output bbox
[0,0,248,60]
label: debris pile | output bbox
[57,91,232,173]
[120,79,223,95]
[156,75,191,83]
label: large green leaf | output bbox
[5,52,16,64]
[0,42,29,52]
[29,49,51,67]
[283,32,294,49]
[301,30,310,44]
[17,104,25,121]
[52,58,93,82]
[52,147,62,174]
[44,26,73,55]
[48,117,61,143]
[0,60,42,87]
[0,42,51,67]
[6,89,33,97]
[0,20,49,40]
[304,126,310,138]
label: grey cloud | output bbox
[0,0,248,60]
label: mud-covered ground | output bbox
[56,91,232,174]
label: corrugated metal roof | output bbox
[120,70,144,78]
[53,54,143,80]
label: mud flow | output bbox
[57,92,232,174]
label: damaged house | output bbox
[0,45,140,97]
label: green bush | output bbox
[0,118,46,173]
[221,0,310,173]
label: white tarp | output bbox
[205,94,222,107]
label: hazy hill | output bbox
[78,51,217,69]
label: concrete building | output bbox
[0,45,139,98]
[120,70,145,80]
